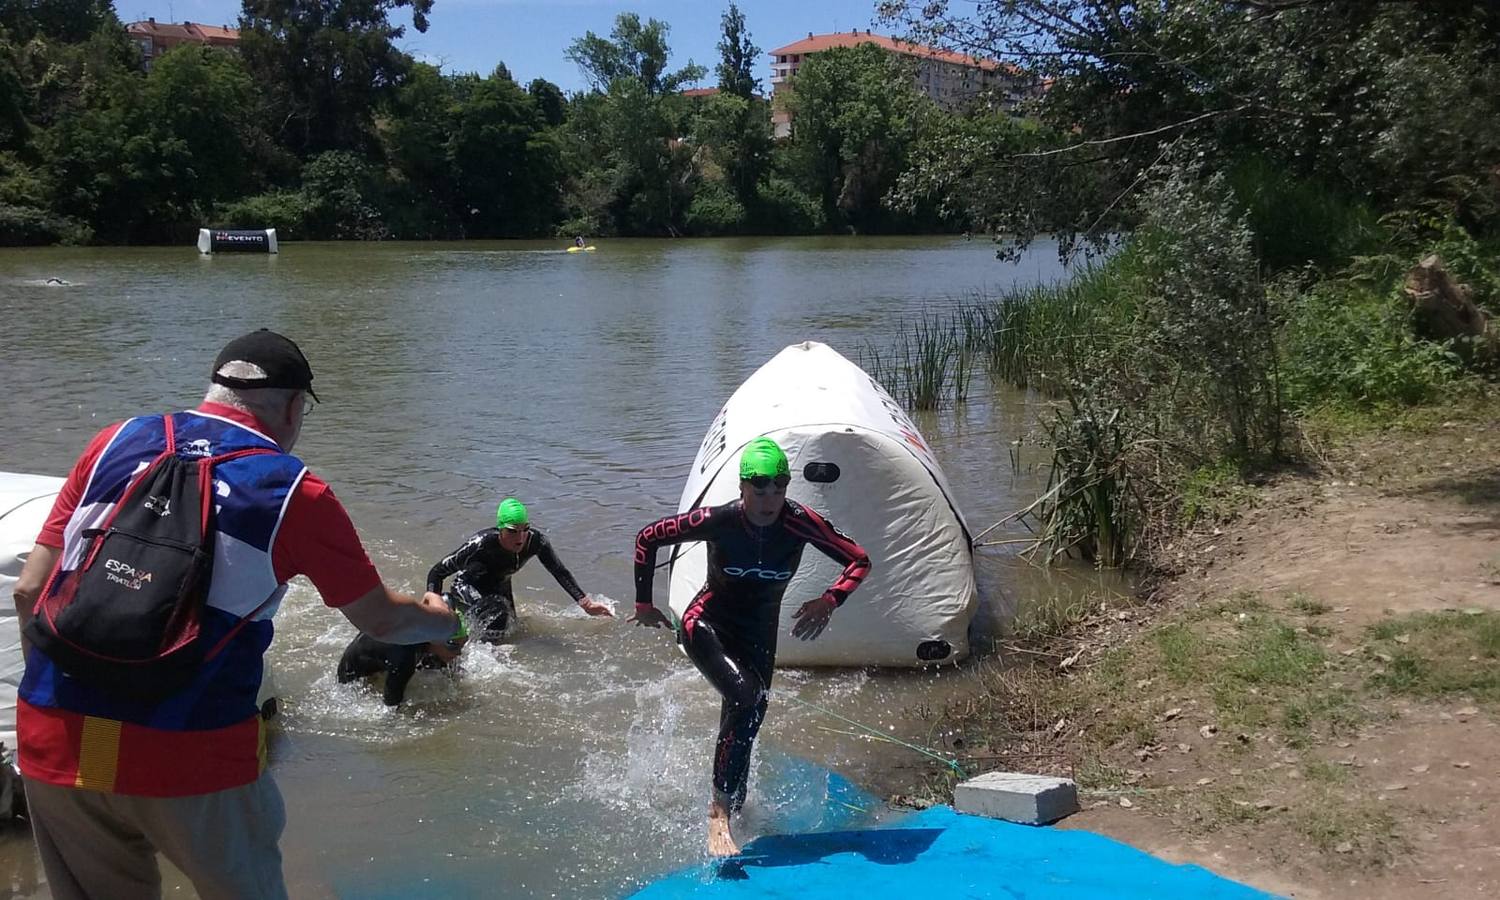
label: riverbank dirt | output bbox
[899,402,1500,899]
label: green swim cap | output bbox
[739,437,790,480]
[496,498,529,529]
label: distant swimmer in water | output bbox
[337,617,468,706]
[43,277,69,286]
[426,497,613,642]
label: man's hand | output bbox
[791,594,837,641]
[628,603,672,628]
[578,595,615,618]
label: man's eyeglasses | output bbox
[503,524,530,535]
[745,474,790,489]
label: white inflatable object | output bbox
[0,472,279,740]
[668,342,978,667]
[0,473,64,749]
[197,228,278,253]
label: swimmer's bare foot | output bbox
[707,797,739,857]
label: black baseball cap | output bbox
[211,329,319,401]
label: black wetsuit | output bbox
[426,527,586,641]
[633,499,870,810]
[336,635,450,706]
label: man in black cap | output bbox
[10,328,462,900]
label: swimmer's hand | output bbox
[579,595,615,618]
[629,603,671,628]
[428,640,463,663]
[791,593,837,641]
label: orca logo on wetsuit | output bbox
[722,566,793,581]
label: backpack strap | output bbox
[168,416,300,662]
[195,441,290,662]
[203,587,282,662]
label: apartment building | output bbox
[125,18,240,70]
[768,30,1033,137]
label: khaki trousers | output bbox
[25,775,288,900]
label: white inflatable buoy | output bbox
[0,473,63,752]
[198,228,278,254]
[668,342,979,667]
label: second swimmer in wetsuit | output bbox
[427,497,613,641]
[336,630,465,706]
[630,437,871,856]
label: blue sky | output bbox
[116,0,882,91]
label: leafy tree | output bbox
[385,60,458,215]
[138,45,269,211]
[715,2,758,100]
[0,0,116,43]
[565,12,704,95]
[879,0,1500,252]
[562,15,704,234]
[239,0,433,157]
[692,2,771,214]
[783,42,932,231]
[448,70,564,235]
[691,91,770,211]
[528,77,565,127]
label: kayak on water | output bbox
[566,245,597,253]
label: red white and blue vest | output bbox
[19,411,306,796]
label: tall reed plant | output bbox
[858,307,977,410]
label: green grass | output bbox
[1300,758,1349,784]
[1180,460,1256,526]
[1367,611,1500,701]
[1105,595,1361,747]
[1009,592,1100,644]
[1285,787,1401,868]
[1289,592,1332,616]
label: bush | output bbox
[299,151,388,240]
[1280,279,1463,410]
[754,177,822,233]
[1227,157,1383,272]
[0,202,91,245]
[1132,166,1283,461]
[214,191,310,239]
[555,213,605,240]
[684,183,747,235]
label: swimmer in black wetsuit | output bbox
[427,497,613,642]
[336,630,465,706]
[630,437,871,857]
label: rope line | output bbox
[782,694,967,779]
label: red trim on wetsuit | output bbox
[681,586,713,636]
[780,505,871,604]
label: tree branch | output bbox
[1012,107,1246,158]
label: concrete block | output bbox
[953,771,1079,825]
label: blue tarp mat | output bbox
[629,806,1281,900]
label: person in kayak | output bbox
[427,498,612,642]
[630,437,871,856]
